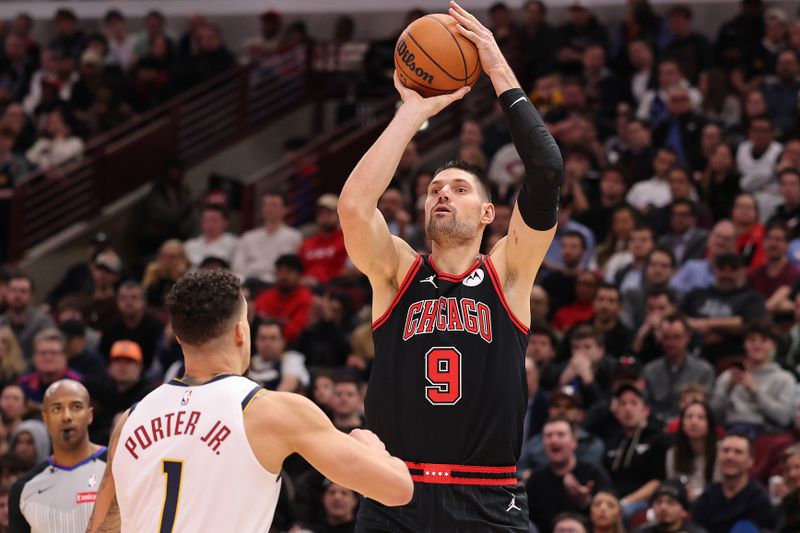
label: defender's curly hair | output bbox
[165,269,243,345]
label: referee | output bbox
[9,380,107,533]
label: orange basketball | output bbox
[394,14,481,98]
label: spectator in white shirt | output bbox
[636,60,702,125]
[103,10,135,70]
[25,106,83,171]
[183,205,239,270]
[626,147,678,212]
[232,192,302,283]
[737,116,783,216]
[247,319,309,392]
[627,39,656,105]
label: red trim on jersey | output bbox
[405,461,517,485]
[484,256,529,334]
[427,254,481,281]
[372,255,424,331]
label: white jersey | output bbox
[113,375,280,533]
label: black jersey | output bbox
[367,254,528,467]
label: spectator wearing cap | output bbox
[18,328,82,404]
[665,401,721,502]
[711,320,796,437]
[183,204,239,270]
[254,254,313,344]
[100,281,163,372]
[0,272,55,360]
[603,383,669,520]
[87,249,122,331]
[692,433,774,533]
[45,232,112,310]
[527,416,614,533]
[634,479,707,533]
[232,192,303,284]
[682,253,768,364]
[298,194,347,286]
[750,220,800,308]
[60,319,105,381]
[519,386,605,477]
[86,339,154,443]
[25,106,84,172]
[670,219,737,295]
[663,5,712,85]
[642,314,714,422]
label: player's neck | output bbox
[52,441,100,468]
[182,351,243,382]
[429,242,480,275]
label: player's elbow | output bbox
[379,472,414,507]
[337,195,369,222]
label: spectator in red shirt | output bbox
[732,193,766,271]
[254,254,312,343]
[299,194,347,286]
[749,220,800,303]
[552,271,597,332]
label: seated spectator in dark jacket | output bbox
[86,340,154,443]
[603,384,669,520]
[139,159,195,257]
[635,479,708,533]
[176,24,234,90]
[560,284,632,360]
[296,293,351,369]
[100,281,164,372]
[527,417,613,533]
[555,325,617,406]
[60,319,105,382]
[652,86,706,170]
[692,433,775,533]
[305,480,358,533]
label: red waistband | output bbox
[404,461,518,486]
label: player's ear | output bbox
[234,321,245,347]
[87,406,94,426]
[481,203,495,225]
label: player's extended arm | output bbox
[338,74,469,283]
[451,1,562,291]
[248,392,413,506]
[86,410,130,533]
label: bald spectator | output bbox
[0,273,55,360]
[233,192,302,283]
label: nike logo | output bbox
[420,275,438,289]
[509,96,527,108]
[38,486,54,494]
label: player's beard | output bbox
[426,208,475,246]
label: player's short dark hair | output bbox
[570,324,604,347]
[165,269,243,346]
[562,230,587,250]
[434,160,493,202]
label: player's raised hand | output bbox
[448,1,506,77]
[349,428,391,457]
[393,71,470,119]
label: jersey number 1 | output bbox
[159,459,183,533]
[425,347,462,405]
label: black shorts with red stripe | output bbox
[355,463,528,532]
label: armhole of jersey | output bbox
[128,402,139,414]
[372,255,423,331]
[484,256,529,335]
[241,385,264,412]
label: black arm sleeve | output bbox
[8,475,30,533]
[499,88,564,231]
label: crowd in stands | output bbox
[4,0,800,531]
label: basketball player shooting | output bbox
[338,2,563,531]
[86,269,412,533]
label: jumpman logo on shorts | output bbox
[506,494,521,512]
[420,275,438,289]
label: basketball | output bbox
[394,14,481,98]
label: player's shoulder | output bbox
[244,390,319,429]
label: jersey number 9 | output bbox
[425,347,462,405]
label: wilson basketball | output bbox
[394,14,481,98]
